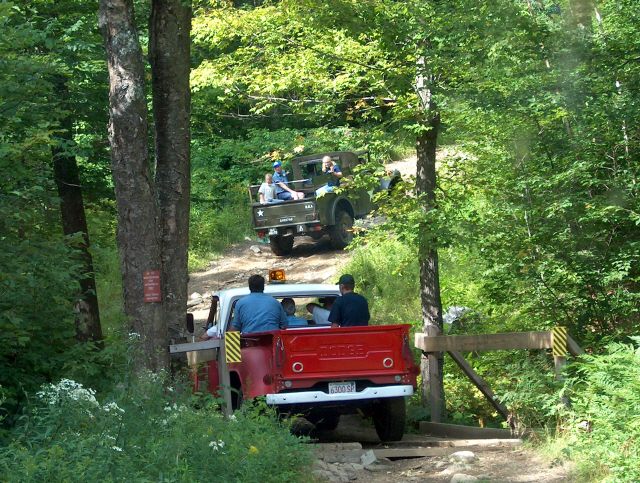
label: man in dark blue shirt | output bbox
[272,161,304,200]
[328,274,370,327]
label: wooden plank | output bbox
[567,335,584,356]
[169,338,221,353]
[448,351,510,422]
[419,422,513,439]
[415,331,552,353]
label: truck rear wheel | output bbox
[269,235,294,255]
[372,397,406,442]
[329,210,354,249]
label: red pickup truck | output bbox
[191,283,418,442]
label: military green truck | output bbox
[249,151,399,255]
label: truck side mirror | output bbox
[186,313,194,334]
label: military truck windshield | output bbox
[299,159,323,178]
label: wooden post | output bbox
[551,327,568,379]
[423,323,444,423]
[217,340,233,417]
[169,338,233,416]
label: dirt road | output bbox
[187,237,351,323]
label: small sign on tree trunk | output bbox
[143,270,162,303]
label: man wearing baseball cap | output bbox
[328,274,370,327]
[273,161,304,200]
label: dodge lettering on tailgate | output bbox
[319,343,366,358]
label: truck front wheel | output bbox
[329,210,354,249]
[269,235,294,255]
[372,397,406,442]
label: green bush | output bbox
[558,339,640,482]
[0,372,311,482]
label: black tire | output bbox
[329,209,354,249]
[269,235,294,255]
[313,413,341,431]
[373,397,406,442]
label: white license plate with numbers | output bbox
[268,228,278,235]
[328,381,356,394]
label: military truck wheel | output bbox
[269,235,294,255]
[329,210,354,249]
[372,397,406,442]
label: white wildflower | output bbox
[209,440,225,451]
[37,379,99,407]
[293,145,305,154]
[103,402,125,414]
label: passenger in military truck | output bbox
[273,161,304,200]
[315,155,343,197]
[258,173,282,204]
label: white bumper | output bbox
[265,384,414,405]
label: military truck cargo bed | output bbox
[248,151,399,255]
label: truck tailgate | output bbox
[278,325,411,380]
[253,199,318,228]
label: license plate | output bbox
[328,381,356,394]
[297,225,305,233]
[268,228,278,235]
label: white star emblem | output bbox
[257,209,264,217]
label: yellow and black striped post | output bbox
[552,326,568,357]
[225,332,242,363]
[552,326,568,385]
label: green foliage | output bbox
[342,236,421,327]
[558,339,640,482]
[0,372,311,482]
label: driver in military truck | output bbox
[315,155,343,197]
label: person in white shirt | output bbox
[306,297,336,325]
[258,173,281,204]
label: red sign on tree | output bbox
[143,270,162,303]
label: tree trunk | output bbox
[415,51,445,420]
[99,0,167,371]
[52,78,103,345]
[149,0,192,341]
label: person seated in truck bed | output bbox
[273,161,304,200]
[315,156,343,197]
[230,274,288,334]
[257,173,283,204]
[281,297,309,327]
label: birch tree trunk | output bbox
[149,0,192,341]
[98,0,167,371]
